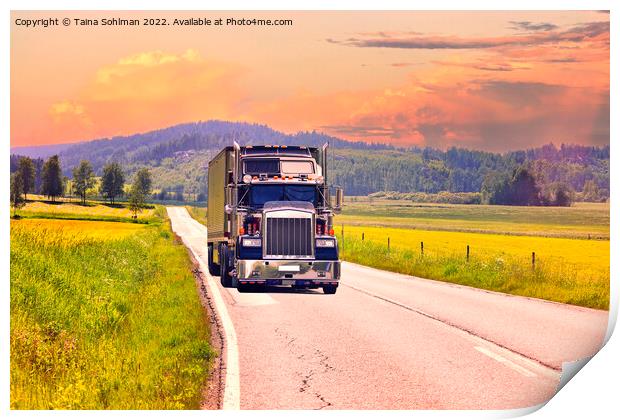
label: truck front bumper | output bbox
[236,259,341,286]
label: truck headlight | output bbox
[242,237,262,247]
[315,238,336,248]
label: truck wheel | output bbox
[219,243,233,288]
[322,285,338,294]
[207,243,220,276]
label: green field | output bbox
[342,198,610,239]
[16,196,157,224]
[10,206,213,409]
[338,200,609,309]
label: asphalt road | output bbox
[167,207,609,410]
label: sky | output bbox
[10,10,609,152]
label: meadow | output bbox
[338,200,609,309]
[10,207,214,409]
[17,196,156,223]
[341,198,610,239]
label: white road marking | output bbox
[474,346,536,378]
[167,207,241,410]
[342,280,561,382]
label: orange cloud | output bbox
[246,59,608,151]
[43,49,245,141]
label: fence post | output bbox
[421,241,424,256]
[532,252,536,269]
[387,237,390,252]
[467,245,470,261]
[362,232,365,241]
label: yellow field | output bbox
[341,225,609,282]
[10,219,147,240]
[20,199,155,219]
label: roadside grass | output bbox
[10,218,214,409]
[17,199,157,224]
[341,199,610,239]
[337,229,609,310]
[185,206,207,226]
[10,219,147,240]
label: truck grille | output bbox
[265,217,313,258]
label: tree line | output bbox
[10,155,153,218]
[329,143,609,205]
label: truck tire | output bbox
[219,243,233,288]
[207,243,220,276]
[322,285,338,294]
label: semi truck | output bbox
[207,142,343,294]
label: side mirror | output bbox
[334,187,344,212]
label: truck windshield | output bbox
[244,159,314,175]
[281,160,314,174]
[246,185,317,207]
[244,159,279,174]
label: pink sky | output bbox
[10,11,609,151]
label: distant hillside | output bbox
[10,120,609,202]
[13,121,389,173]
[10,143,76,159]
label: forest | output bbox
[10,120,610,205]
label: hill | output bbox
[10,120,609,202]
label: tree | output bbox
[128,167,152,220]
[510,167,540,206]
[100,163,125,204]
[18,157,35,200]
[128,184,145,220]
[480,167,542,206]
[10,172,26,218]
[542,182,573,206]
[41,155,63,202]
[72,160,96,205]
[134,168,153,198]
[157,187,168,201]
[582,180,600,202]
[481,171,511,205]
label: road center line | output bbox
[342,281,561,381]
[167,207,241,410]
[474,346,536,377]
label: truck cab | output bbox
[207,143,343,294]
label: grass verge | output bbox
[185,206,207,226]
[338,234,609,310]
[10,218,214,409]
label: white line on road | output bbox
[474,346,536,377]
[167,207,241,410]
[342,280,561,382]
